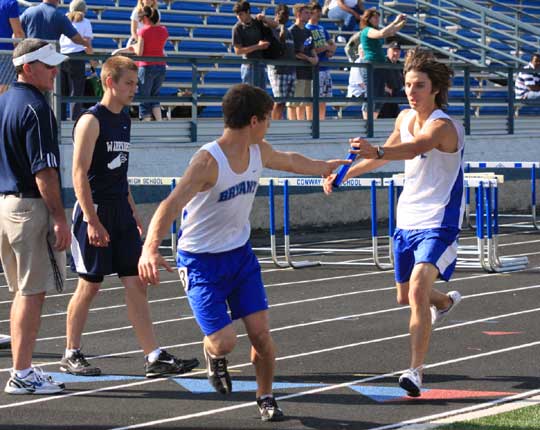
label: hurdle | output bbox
[259,177,394,270]
[385,174,527,273]
[465,161,538,230]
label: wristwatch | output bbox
[376,146,385,159]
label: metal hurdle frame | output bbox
[387,174,528,273]
[465,161,538,230]
[260,177,395,270]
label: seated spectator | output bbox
[0,0,25,94]
[327,0,364,33]
[59,0,95,120]
[515,53,540,100]
[379,40,404,119]
[267,4,296,120]
[129,0,160,46]
[113,7,168,121]
[346,44,365,98]
[231,0,272,89]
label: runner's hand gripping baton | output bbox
[332,151,358,188]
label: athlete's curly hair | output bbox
[404,47,454,109]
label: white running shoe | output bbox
[398,367,423,397]
[431,291,462,326]
[4,367,65,395]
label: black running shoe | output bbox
[145,349,199,378]
[60,350,101,376]
[204,348,232,395]
[257,396,284,422]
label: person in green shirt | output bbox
[359,8,405,119]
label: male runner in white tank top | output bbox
[324,48,464,397]
[139,83,350,421]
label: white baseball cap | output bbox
[12,43,68,67]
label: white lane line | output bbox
[0,306,538,411]
[369,389,540,430]
[4,282,539,373]
[108,341,540,430]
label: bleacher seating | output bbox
[24,0,537,119]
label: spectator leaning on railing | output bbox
[267,4,296,120]
[306,1,336,121]
[288,3,318,121]
[515,53,540,101]
[0,0,25,94]
[232,0,272,89]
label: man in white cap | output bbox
[0,38,70,395]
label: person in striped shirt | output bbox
[515,53,540,100]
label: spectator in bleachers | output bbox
[59,0,95,120]
[267,4,296,120]
[379,40,404,119]
[327,0,364,33]
[344,30,360,63]
[21,0,90,50]
[113,7,168,121]
[129,0,160,46]
[346,43,365,98]
[360,8,405,120]
[288,3,318,120]
[306,2,335,120]
[0,0,25,94]
[515,53,540,100]
[232,1,272,89]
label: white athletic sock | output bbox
[14,367,32,379]
[258,394,273,400]
[146,348,162,363]
[65,348,80,358]
[205,347,225,359]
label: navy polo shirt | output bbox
[0,82,61,194]
[21,2,77,41]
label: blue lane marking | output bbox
[46,372,145,383]
[349,385,428,402]
[172,378,327,394]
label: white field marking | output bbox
[507,251,540,258]
[0,302,538,411]
[368,390,540,430]
[0,270,515,372]
[0,262,521,323]
[0,269,393,323]
[107,341,540,430]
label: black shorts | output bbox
[70,199,142,282]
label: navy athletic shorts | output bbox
[70,199,142,282]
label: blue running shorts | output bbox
[70,199,142,282]
[177,241,268,336]
[393,227,460,283]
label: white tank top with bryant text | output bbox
[396,109,465,230]
[177,140,263,253]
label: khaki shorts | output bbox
[287,79,312,107]
[0,195,66,296]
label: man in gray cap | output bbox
[0,38,70,395]
[380,40,405,118]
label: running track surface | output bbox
[0,222,538,430]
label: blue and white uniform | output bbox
[393,109,465,282]
[70,103,141,282]
[177,141,266,335]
